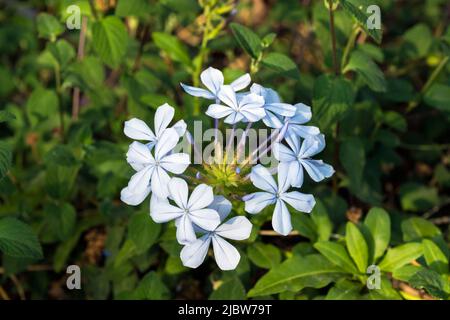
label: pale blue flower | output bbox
[284,103,320,138]
[206,85,265,124]
[180,67,251,100]
[124,103,186,149]
[150,178,221,245]
[273,134,335,188]
[121,128,190,204]
[180,196,252,270]
[249,83,296,128]
[244,165,315,236]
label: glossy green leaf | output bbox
[247,242,282,269]
[401,217,441,242]
[152,32,192,67]
[37,13,64,41]
[247,254,342,297]
[128,212,161,253]
[345,222,369,273]
[0,142,12,180]
[314,241,359,273]
[344,50,386,92]
[229,23,262,59]
[423,239,449,274]
[364,207,390,261]
[409,269,448,300]
[261,53,300,79]
[378,243,423,272]
[210,278,246,300]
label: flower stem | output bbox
[72,16,88,120]
[328,0,339,75]
[341,25,360,71]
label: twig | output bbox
[0,286,10,300]
[72,16,88,120]
[328,0,339,75]
[88,0,98,20]
[10,275,25,300]
[259,230,299,236]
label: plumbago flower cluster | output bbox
[121,67,334,270]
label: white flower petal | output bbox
[188,184,214,210]
[155,128,179,160]
[176,214,197,245]
[272,199,292,236]
[272,142,296,162]
[262,111,284,128]
[151,166,171,198]
[301,159,335,182]
[212,235,240,270]
[224,112,244,124]
[290,103,312,124]
[277,161,292,193]
[160,153,190,174]
[218,85,238,109]
[205,104,234,119]
[250,164,278,193]
[180,83,215,99]
[287,124,321,139]
[230,73,251,91]
[250,84,280,104]
[124,118,156,141]
[244,192,276,214]
[201,67,224,95]
[215,216,252,240]
[180,234,212,268]
[120,185,150,206]
[281,191,316,213]
[189,208,220,231]
[287,160,303,188]
[265,103,296,117]
[128,166,154,192]
[298,135,321,158]
[284,133,301,155]
[168,177,188,208]
[208,196,232,221]
[150,198,184,223]
[126,141,155,171]
[172,119,187,137]
[154,103,175,138]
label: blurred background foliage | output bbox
[0,0,449,300]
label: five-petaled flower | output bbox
[273,133,335,188]
[180,196,252,270]
[244,164,316,236]
[150,177,221,245]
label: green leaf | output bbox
[291,213,317,242]
[141,93,177,111]
[345,222,369,273]
[261,53,300,79]
[382,111,407,132]
[392,265,424,282]
[364,207,390,261]
[37,13,64,41]
[247,254,342,297]
[403,23,433,59]
[115,0,150,17]
[47,39,76,70]
[131,271,170,300]
[247,242,282,269]
[424,83,450,113]
[229,23,262,59]
[378,243,423,272]
[45,202,76,241]
[314,241,359,274]
[401,217,442,242]
[210,278,246,300]
[0,110,16,123]
[310,199,333,241]
[92,16,128,68]
[422,239,449,274]
[338,0,382,44]
[340,137,365,187]
[312,74,354,130]
[399,183,439,212]
[0,142,12,180]
[0,218,43,259]
[152,32,191,67]
[409,269,449,300]
[128,212,161,253]
[343,50,386,92]
[26,88,59,127]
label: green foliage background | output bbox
[0,0,449,300]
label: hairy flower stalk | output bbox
[121,67,334,270]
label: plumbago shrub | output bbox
[0,0,449,300]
